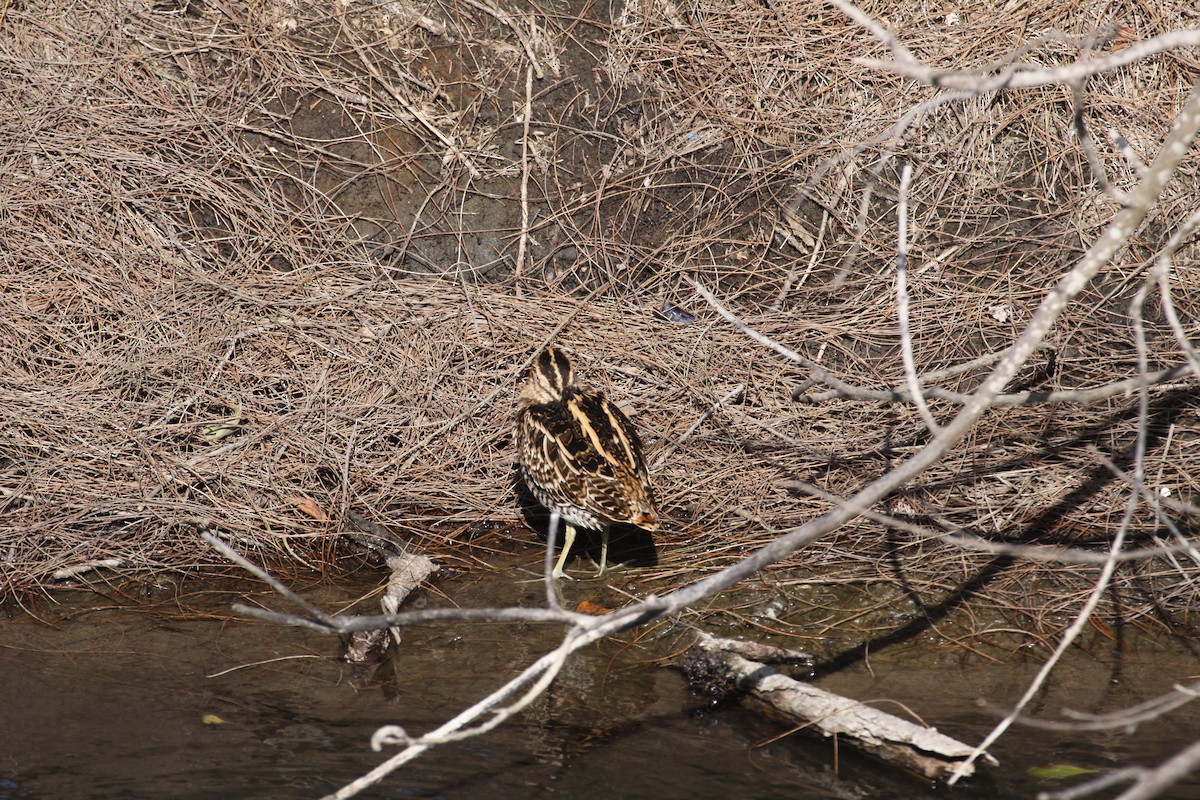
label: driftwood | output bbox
[680,632,995,781]
[342,512,438,665]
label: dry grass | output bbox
[1,0,1198,637]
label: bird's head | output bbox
[519,346,576,405]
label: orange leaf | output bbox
[287,495,329,522]
[575,600,610,615]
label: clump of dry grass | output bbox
[1,0,1197,637]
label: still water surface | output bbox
[2,564,1197,799]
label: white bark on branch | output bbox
[681,633,996,781]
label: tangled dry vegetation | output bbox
[1,0,1198,638]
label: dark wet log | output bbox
[343,626,390,666]
[680,632,995,781]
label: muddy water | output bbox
[2,558,1199,799]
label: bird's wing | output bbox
[519,392,655,525]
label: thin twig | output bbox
[780,479,1200,565]
[794,362,1194,406]
[200,530,338,628]
[514,64,534,294]
[650,384,745,470]
[1011,681,1200,732]
[894,162,940,434]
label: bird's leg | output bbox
[552,523,576,579]
[597,526,609,577]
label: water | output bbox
[2,564,1198,799]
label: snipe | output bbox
[515,347,658,578]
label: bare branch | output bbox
[1111,739,1200,800]
[867,31,1200,92]
[328,629,590,799]
[894,162,941,434]
[949,132,1194,777]
[229,602,585,631]
[703,283,1193,410]
[1011,681,1200,732]
[1155,207,1200,381]
[690,74,1200,613]
[514,63,534,293]
[794,363,1195,406]
[780,479,1200,566]
[1039,739,1200,800]
[828,0,1200,94]
[951,444,1140,782]
[1072,75,1128,205]
[201,530,337,628]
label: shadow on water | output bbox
[2,561,1199,799]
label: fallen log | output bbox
[680,632,995,781]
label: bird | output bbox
[515,346,659,578]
